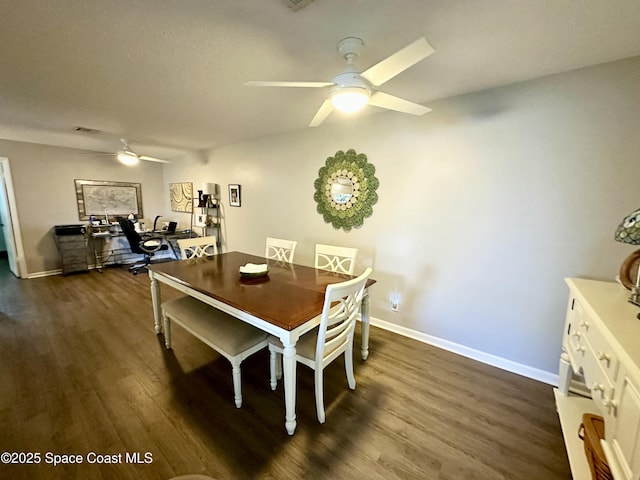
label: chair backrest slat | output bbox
[177,236,218,259]
[314,243,358,275]
[265,237,298,263]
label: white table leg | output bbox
[360,290,371,360]
[282,341,297,435]
[149,272,162,334]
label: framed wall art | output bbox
[74,179,142,221]
[169,182,193,213]
[229,184,241,207]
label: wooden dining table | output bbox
[147,251,375,435]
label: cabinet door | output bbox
[610,367,640,479]
[565,296,589,375]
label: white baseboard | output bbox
[27,268,62,278]
[27,265,100,278]
[366,316,558,386]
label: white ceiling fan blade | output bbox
[139,155,171,164]
[75,151,114,156]
[245,80,333,88]
[361,37,434,87]
[309,99,334,127]
[368,91,431,116]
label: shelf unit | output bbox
[192,189,221,249]
[554,389,594,479]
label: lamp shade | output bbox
[614,208,640,245]
[202,183,219,198]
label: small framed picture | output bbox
[229,184,241,207]
[194,213,209,227]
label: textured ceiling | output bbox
[0,0,639,160]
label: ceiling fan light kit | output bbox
[117,150,140,166]
[331,88,369,112]
[246,36,434,126]
[329,68,371,113]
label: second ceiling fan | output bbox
[114,138,170,165]
[86,138,171,165]
[246,36,434,127]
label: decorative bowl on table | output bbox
[239,263,269,278]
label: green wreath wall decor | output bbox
[313,149,379,232]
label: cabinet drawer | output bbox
[62,263,88,274]
[584,323,619,384]
[61,251,87,262]
[567,329,588,373]
[57,236,86,246]
[585,352,617,419]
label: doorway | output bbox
[0,158,25,277]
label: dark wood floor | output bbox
[0,259,571,479]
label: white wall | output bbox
[163,56,640,377]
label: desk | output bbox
[148,251,375,435]
[90,230,112,271]
[152,230,197,259]
[89,228,195,269]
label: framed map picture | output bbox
[75,179,142,221]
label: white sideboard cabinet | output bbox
[556,278,640,479]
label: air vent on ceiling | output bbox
[283,0,314,11]
[73,126,101,134]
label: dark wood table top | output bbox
[149,251,375,331]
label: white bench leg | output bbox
[269,348,278,390]
[276,353,282,380]
[231,361,242,408]
[163,314,172,349]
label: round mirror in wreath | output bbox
[313,149,379,231]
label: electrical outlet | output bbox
[390,291,400,312]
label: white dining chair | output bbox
[314,243,358,275]
[162,235,269,408]
[265,237,298,263]
[268,267,372,423]
[177,235,218,259]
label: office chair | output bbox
[119,219,169,275]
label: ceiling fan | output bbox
[80,138,171,165]
[245,37,434,127]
